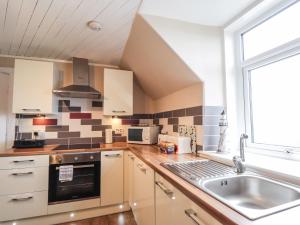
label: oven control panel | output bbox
[49,152,100,164]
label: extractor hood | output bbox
[53,57,101,99]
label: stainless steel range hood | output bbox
[53,57,101,99]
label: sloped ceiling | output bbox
[0,0,141,65]
[120,14,201,100]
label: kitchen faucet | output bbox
[233,134,248,173]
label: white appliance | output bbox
[105,129,113,144]
[158,134,191,154]
[127,126,159,144]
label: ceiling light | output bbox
[87,20,102,31]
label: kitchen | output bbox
[0,0,299,225]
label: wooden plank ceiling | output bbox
[0,0,141,66]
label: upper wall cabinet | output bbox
[103,68,133,116]
[12,59,55,114]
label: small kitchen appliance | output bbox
[127,126,159,144]
[158,134,191,154]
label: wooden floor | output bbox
[59,211,137,225]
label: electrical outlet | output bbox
[33,130,45,139]
[114,128,124,135]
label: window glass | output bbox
[242,2,300,60]
[249,54,300,147]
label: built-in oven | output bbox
[48,152,100,204]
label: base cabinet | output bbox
[101,151,124,206]
[155,173,223,225]
[126,152,136,207]
[0,191,48,221]
[155,174,194,225]
[0,155,49,222]
[132,157,155,225]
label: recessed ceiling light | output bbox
[87,20,102,31]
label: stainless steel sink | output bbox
[162,160,300,220]
[201,174,300,220]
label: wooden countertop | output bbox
[1,143,299,225]
[0,142,129,157]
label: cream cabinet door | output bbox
[0,167,48,195]
[127,153,136,207]
[103,68,133,116]
[12,59,54,114]
[133,158,155,225]
[155,173,194,225]
[0,191,48,221]
[185,200,223,225]
[101,151,124,206]
[0,155,49,169]
[156,173,223,225]
[124,152,136,206]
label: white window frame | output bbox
[236,0,300,159]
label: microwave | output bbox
[127,126,160,144]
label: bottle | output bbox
[217,110,230,153]
[105,129,113,144]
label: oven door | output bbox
[48,161,100,204]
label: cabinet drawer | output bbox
[0,191,48,221]
[0,155,49,169]
[155,173,223,225]
[0,167,48,195]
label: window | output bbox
[240,1,300,155]
[242,1,300,60]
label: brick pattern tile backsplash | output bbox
[15,98,223,151]
[152,106,224,151]
[15,99,152,149]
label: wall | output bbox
[132,77,155,114]
[121,15,225,151]
[149,83,223,151]
[0,73,9,150]
[153,83,203,112]
[0,57,152,151]
[15,98,153,150]
[120,14,200,100]
[141,14,225,107]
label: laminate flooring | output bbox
[58,211,137,225]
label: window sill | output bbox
[198,150,300,185]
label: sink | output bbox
[201,174,300,220]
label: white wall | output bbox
[121,15,200,100]
[154,83,203,112]
[0,68,14,151]
[142,14,225,106]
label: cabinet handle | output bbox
[128,154,135,160]
[22,109,41,112]
[12,159,34,163]
[155,181,174,198]
[11,172,33,176]
[11,196,33,202]
[185,209,205,225]
[137,163,147,172]
[112,110,126,113]
[104,153,121,158]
